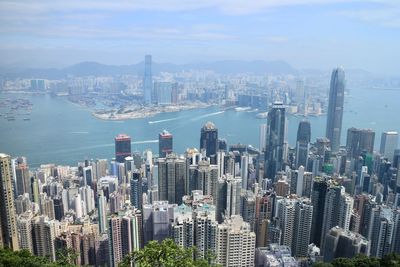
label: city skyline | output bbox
[1,1,400,266]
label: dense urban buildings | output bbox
[2,65,400,267]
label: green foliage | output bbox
[0,248,77,267]
[313,253,400,267]
[55,247,79,266]
[119,239,219,267]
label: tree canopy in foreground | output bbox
[119,238,218,267]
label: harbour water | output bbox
[0,87,399,167]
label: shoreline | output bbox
[92,103,215,121]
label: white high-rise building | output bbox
[98,191,108,234]
[108,206,142,267]
[241,154,249,190]
[276,198,296,248]
[80,185,95,214]
[171,204,194,248]
[380,131,399,162]
[259,124,267,152]
[216,215,256,267]
[17,210,34,252]
[226,175,242,217]
[321,185,353,248]
[296,166,305,197]
[293,198,313,257]
[368,205,394,258]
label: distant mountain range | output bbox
[1,60,299,79]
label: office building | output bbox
[310,178,327,247]
[130,170,143,209]
[380,131,399,161]
[264,102,286,180]
[346,127,375,159]
[295,120,311,168]
[143,55,152,105]
[0,153,19,250]
[200,122,218,164]
[115,134,131,163]
[159,130,173,157]
[326,67,345,152]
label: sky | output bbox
[0,0,399,75]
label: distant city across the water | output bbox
[1,87,400,167]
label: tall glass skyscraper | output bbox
[159,130,173,158]
[143,55,152,105]
[264,102,286,180]
[200,122,218,164]
[296,120,311,168]
[326,67,345,152]
[115,134,131,163]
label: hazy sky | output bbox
[0,0,399,74]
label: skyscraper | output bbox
[157,154,186,205]
[321,185,353,248]
[215,215,256,267]
[264,102,286,180]
[15,161,31,199]
[0,153,19,250]
[130,170,143,209]
[143,55,152,105]
[346,127,375,159]
[108,206,142,267]
[115,134,131,163]
[295,120,311,168]
[380,131,399,161]
[310,178,328,247]
[200,122,218,164]
[259,124,267,152]
[326,67,345,152]
[159,130,173,157]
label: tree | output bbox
[119,239,218,267]
[0,248,77,267]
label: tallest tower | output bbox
[326,67,345,152]
[143,55,152,105]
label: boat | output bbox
[256,112,268,119]
[7,117,15,121]
[23,118,31,121]
[235,107,251,112]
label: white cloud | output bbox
[263,36,289,43]
[338,7,400,28]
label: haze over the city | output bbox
[0,0,399,75]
